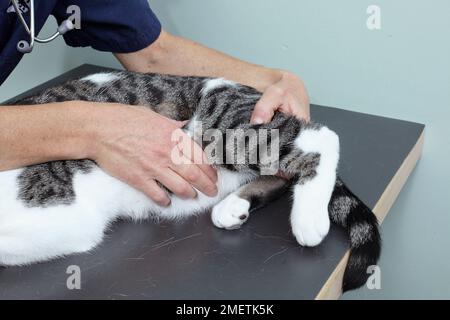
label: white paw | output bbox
[212,194,250,230]
[291,199,330,247]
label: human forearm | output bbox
[0,101,94,171]
[116,30,310,122]
[0,101,217,204]
[116,30,282,92]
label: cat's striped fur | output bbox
[0,71,380,291]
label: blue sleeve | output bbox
[52,0,162,53]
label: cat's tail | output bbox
[328,177,381,292]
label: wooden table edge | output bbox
[315,129,425,300]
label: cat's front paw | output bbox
[212,194,250,230]
[291,202,330,247]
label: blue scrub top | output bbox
[0,0,161,85]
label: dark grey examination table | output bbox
[0,65,425,299]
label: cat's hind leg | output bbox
[0,205,107,266]
[212,176,289,230]
[283,126,340,247]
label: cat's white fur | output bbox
[212,193,250,230]
[0,117,339,265]
[211,127,340,245]
[201,78,237,95]
[81,73,121,85]
[291,127,339,246]
[0,167,253,265]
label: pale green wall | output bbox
[1,1,449,299]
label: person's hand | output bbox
[250,70,310,124]
[87,103,218,206]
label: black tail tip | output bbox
[330,178,382,293]
[342,235,381,292]
[341,198,381,293]
[342,270,371,292]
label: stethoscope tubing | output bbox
[12,0,73,52]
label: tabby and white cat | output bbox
[0,71,380,291]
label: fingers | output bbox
[166,128,218,198]
[176,131,218,183]
[133,176,171,207]
[252,90,310,124]
[284,95,310,122]
[151,110,187,127]
[157,168,198,199]
[251,70,310,124]
[179,135,217,182]
[250,87,283,124]
[172,119,189,128]
[170,157,218,197]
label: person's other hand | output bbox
[88,103,218,206]
[250,70,310,124]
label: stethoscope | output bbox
[12,0,74,53]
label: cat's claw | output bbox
[212,194,250,230]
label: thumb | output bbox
[170,119,189,128]
[178,120,189,127]
[250,89,280,124]
[152,111,188,128]
[250,106,273,125]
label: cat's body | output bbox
[0,71,380,291]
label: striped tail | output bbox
[328,178,381,292]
